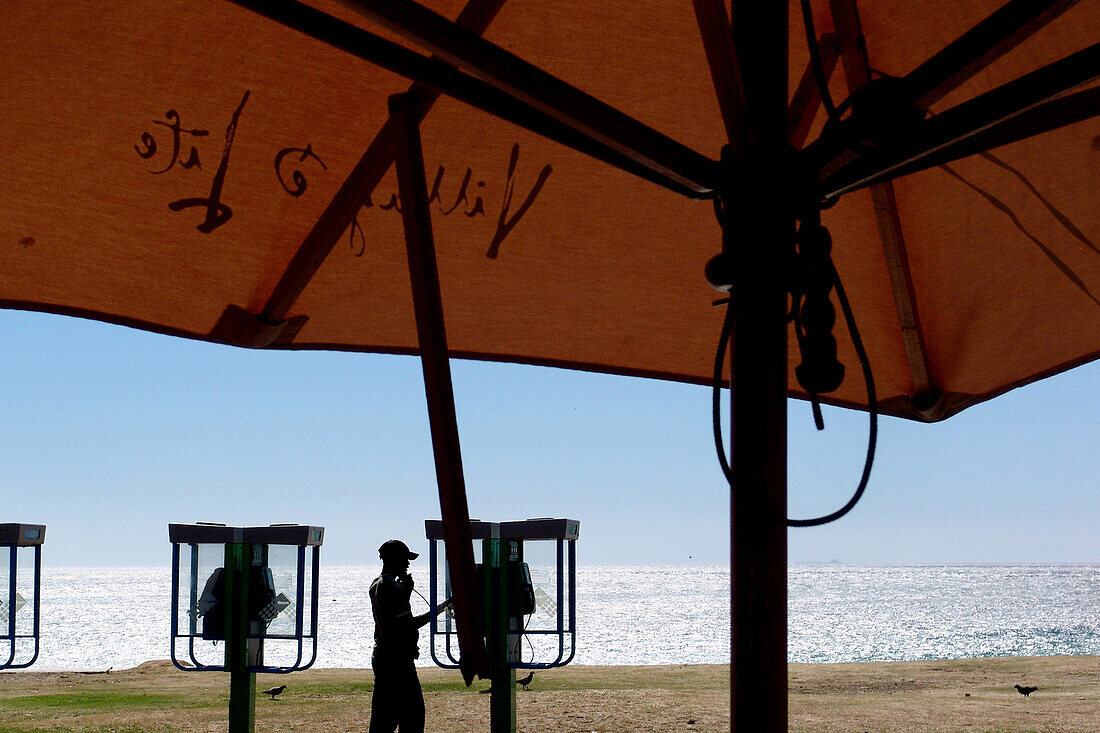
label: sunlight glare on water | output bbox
[26,565,1100,670]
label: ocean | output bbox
[10,565,1100,671]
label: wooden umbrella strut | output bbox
[391,92,489,682]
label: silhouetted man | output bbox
[369,539,451,733]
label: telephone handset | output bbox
[509,562,536,617]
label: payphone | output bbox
[169,523,323,733]
[475,558,536,619]
[426,518,579,733]
[1,523,44,670]
[169,523,322,672]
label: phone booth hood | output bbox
[1,523,45,670]
[168,523,323,674]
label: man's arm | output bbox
[413,597,454,629]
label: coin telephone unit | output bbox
[169,523,323,674]
[426,518,579,670]
[476,560,536,620]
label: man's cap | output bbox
[378,539,419,561]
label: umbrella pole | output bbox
[726,2,789,731]
[726,223,789,732]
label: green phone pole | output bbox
[224,542,256,733]
[484,537,516,733]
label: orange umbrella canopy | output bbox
[2,0,1098,420]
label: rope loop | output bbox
[711,210,879,527]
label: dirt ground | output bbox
[1,655,1096,732]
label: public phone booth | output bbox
[169,523,323,733]
[425,518,579,733]
[1,523,45,670]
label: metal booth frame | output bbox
[168,523,324,675]
[0,523,45,670]
[425,518,579,671]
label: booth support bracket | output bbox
[484,537,517,733]
[224,542,257,733]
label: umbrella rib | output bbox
[828,0,937,403]
[831,85,1100,190]
[334,0,718,194]
[904,0,1084,109]
[819,41,1100,197]
[810,0,1090,186]
[788,33,839,150]
[691,0,749,146]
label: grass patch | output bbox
[288,678,494,698]
[514,665,729,693]
[0,657,1094,732]
[422,679,492,694]
[282,680,374,698]
[2,691,214,712]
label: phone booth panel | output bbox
[501,519,579,670]
[168,523,323,674]
[0,523,45,670]
[425,518,579,671]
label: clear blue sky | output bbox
[2,307,1097,567]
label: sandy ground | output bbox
[0,655,1096,732]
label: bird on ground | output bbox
[1014,685,1038,697]
[262,685,287,700]
[477,673,535,693]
